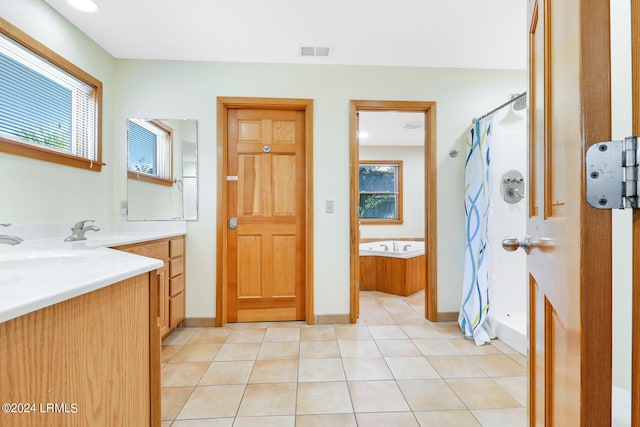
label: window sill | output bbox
[360,219,404,225]
[128,171,173,187]
[0,138,104,172]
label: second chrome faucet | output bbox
[64,220,100,242]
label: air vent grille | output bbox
[299,46,332,57]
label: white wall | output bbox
[486,107,528,331]
[611,0,633,400]
[359,145,425,240]
[2,0,527,318]
[0,0,116,223]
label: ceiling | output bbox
[43,0,527,70]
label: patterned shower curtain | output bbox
[459,117,495,345]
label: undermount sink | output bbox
[0,250,102,270]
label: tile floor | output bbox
[161,291,527,426]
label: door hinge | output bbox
[586,137,640,209]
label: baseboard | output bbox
[437,312,459,322]
[315,314,351,324]
[181,317,217,327]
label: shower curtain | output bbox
[459,117,495,345]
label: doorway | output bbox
[349,100,437,322]
[216,97,314,325]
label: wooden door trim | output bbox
[349,100,437,322]
[216,97,314,326]
[632,0,640,423]
[579,0,613,422]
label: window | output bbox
[127,119,173,186]
[359,161,403,223]
[0,19,103,171]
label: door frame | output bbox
[216,97,314,326]
[349,100,438,322]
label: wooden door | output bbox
[226,108,306,322]
[526,0,611,425]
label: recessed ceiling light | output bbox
[66,0,99,13]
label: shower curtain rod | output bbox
[473,91,527,123]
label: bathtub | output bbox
[492,312,527,355]
[359,240,425,259]
[359,240,426,296]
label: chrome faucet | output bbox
[64,220,100,242]
[380,244,389,251]
[0,235,23,245]
[403,244,411,251]
[392,241,399,251]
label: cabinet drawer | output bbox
[169,274,185,297]
[169,291,185,328]
[120,241,169,259]
[170,238,184,258]
[169,257,184,278]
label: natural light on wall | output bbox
[66,0,99,13]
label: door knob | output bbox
[502,235,554,255]
[229,217,238,230]
[502,236,532,254]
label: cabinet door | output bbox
[157,263,170,337]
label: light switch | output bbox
[325,200,334,213]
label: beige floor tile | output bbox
[296,382,353,414]
[257,341,299,360]
[170,344,223,363]
[214,343,261,361]
[264,327,300,342]
[161,386,193,420]
[368,325,408,339]
[401,325,443,339]
[348,380,410,413]
[356,412,419,426]
[298,358,345,382]
[170,419,234,427]
[296,414,357,427]
[469,354,527,377]
[376,339,422,357]
[237,383,297,416]
[449,338,502,355]
[491,339,521,355]
[226,328,267,343]
[413,338,462,356]
[414,410,481,426]
[430,322,464,338]
[162,362,210,387]
[392,314,432,326]
[426,355,487,378]
[510,353,528,367]
[447,378,522,409]
[249,359,299,383]
[162,345,181,363]
[163,327,199,346]
[397,379,466,411]
[176,385,245,419]
[471,408,528,426]
[299,340,341,359]
[187,328,232,344]
[299,325,337,341]
[385,356,440,380]
[334,326,372,340]
[493,376,528,406]
[342,357,393,381]
[232,416,295,427]
[338,340,380,357]
[359,312,397,325]
[199,360,254,385]
[162,421,172,427]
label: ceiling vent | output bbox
[300,46,332,57]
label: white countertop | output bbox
[0,224,185,323]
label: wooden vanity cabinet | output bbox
[114,236,186,337]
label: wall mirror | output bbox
[127,118,198,221]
